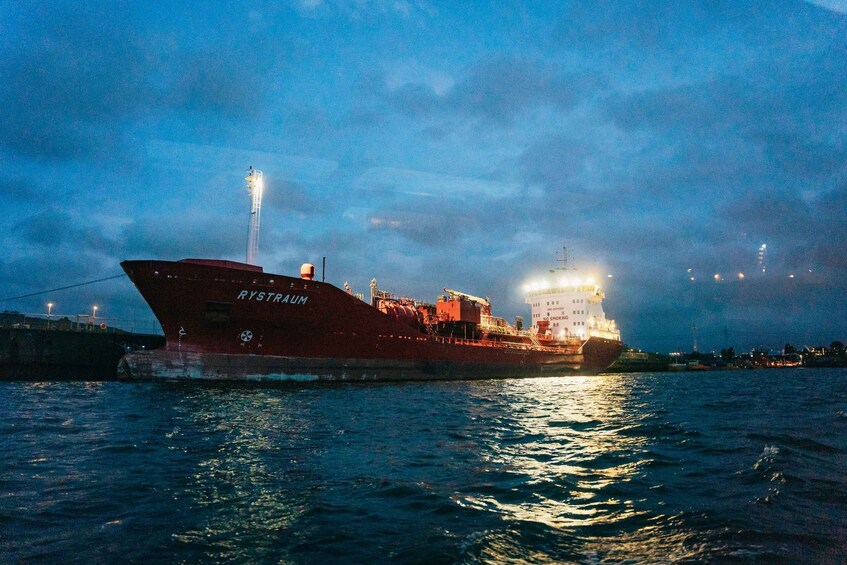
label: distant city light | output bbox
[738,273,745,280]
[714,274,721,281]
[757,244,767,273]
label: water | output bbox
[2,369,846,563]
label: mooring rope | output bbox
[0,274,127,302]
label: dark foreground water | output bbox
[2,369,846,563]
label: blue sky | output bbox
[1,0,845,353]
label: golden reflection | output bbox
[459,375,653,530]
[170,390,311,558]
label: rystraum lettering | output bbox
[237,290,308,305]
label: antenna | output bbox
[245,167,263,265]
[555,244,571,271]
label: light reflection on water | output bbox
[164,390,318,561]
[453,375,694,560]
[2,369,846,563]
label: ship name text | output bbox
[237,290,309,305]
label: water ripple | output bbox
[1,369,846,562]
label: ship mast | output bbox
[553,244,572,272]
[245,167,263,265]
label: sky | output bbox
[1,0,845,353]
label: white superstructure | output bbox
[524,275,620,342]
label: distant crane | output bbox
[245,167,263,266]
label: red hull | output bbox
[120,259,622,381]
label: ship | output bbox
[117,257,623,382]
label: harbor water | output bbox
[2,368,846,562]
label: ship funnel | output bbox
[300,263,315,280]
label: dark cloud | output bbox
[550,1,721,52]
[166,52,267,118]
[606,77,750,134]
[0,5,156,159]
[550,1,845,60]
[720,191,813,241]
[119,214,244,260]
[606,59,847,178]
[385,57,606,124]
[0,3,274,161]
[518,133,594,193]
[263,179,323,215]
[13,209,115,253]
[0,248,119,306]
[283,104,333,138]
[459,56,578,121]
[0,176,40,203]
[367,209,465,245]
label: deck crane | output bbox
[443,288,491,314]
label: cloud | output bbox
[119,213,245,260]
[549,2,728,53]
[0,3,277,161]
[293,0,432,19]
[12,208,115,254]
[367,210,464,245]
[145,140,338,185]
[517,133,595,194]
[720,191,813,241]
[263,179,323,215]
[805,0,847,15]
[0,253,108,296]
[551,1,845,59]
[0,176,40,203]
[0,5,157,159]
[353,166,520,200]
[385,57,606,124]
[166,54,266,118]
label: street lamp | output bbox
[92,305,98,319]
[47,302,53,317]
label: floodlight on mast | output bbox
[245,167,263,265]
